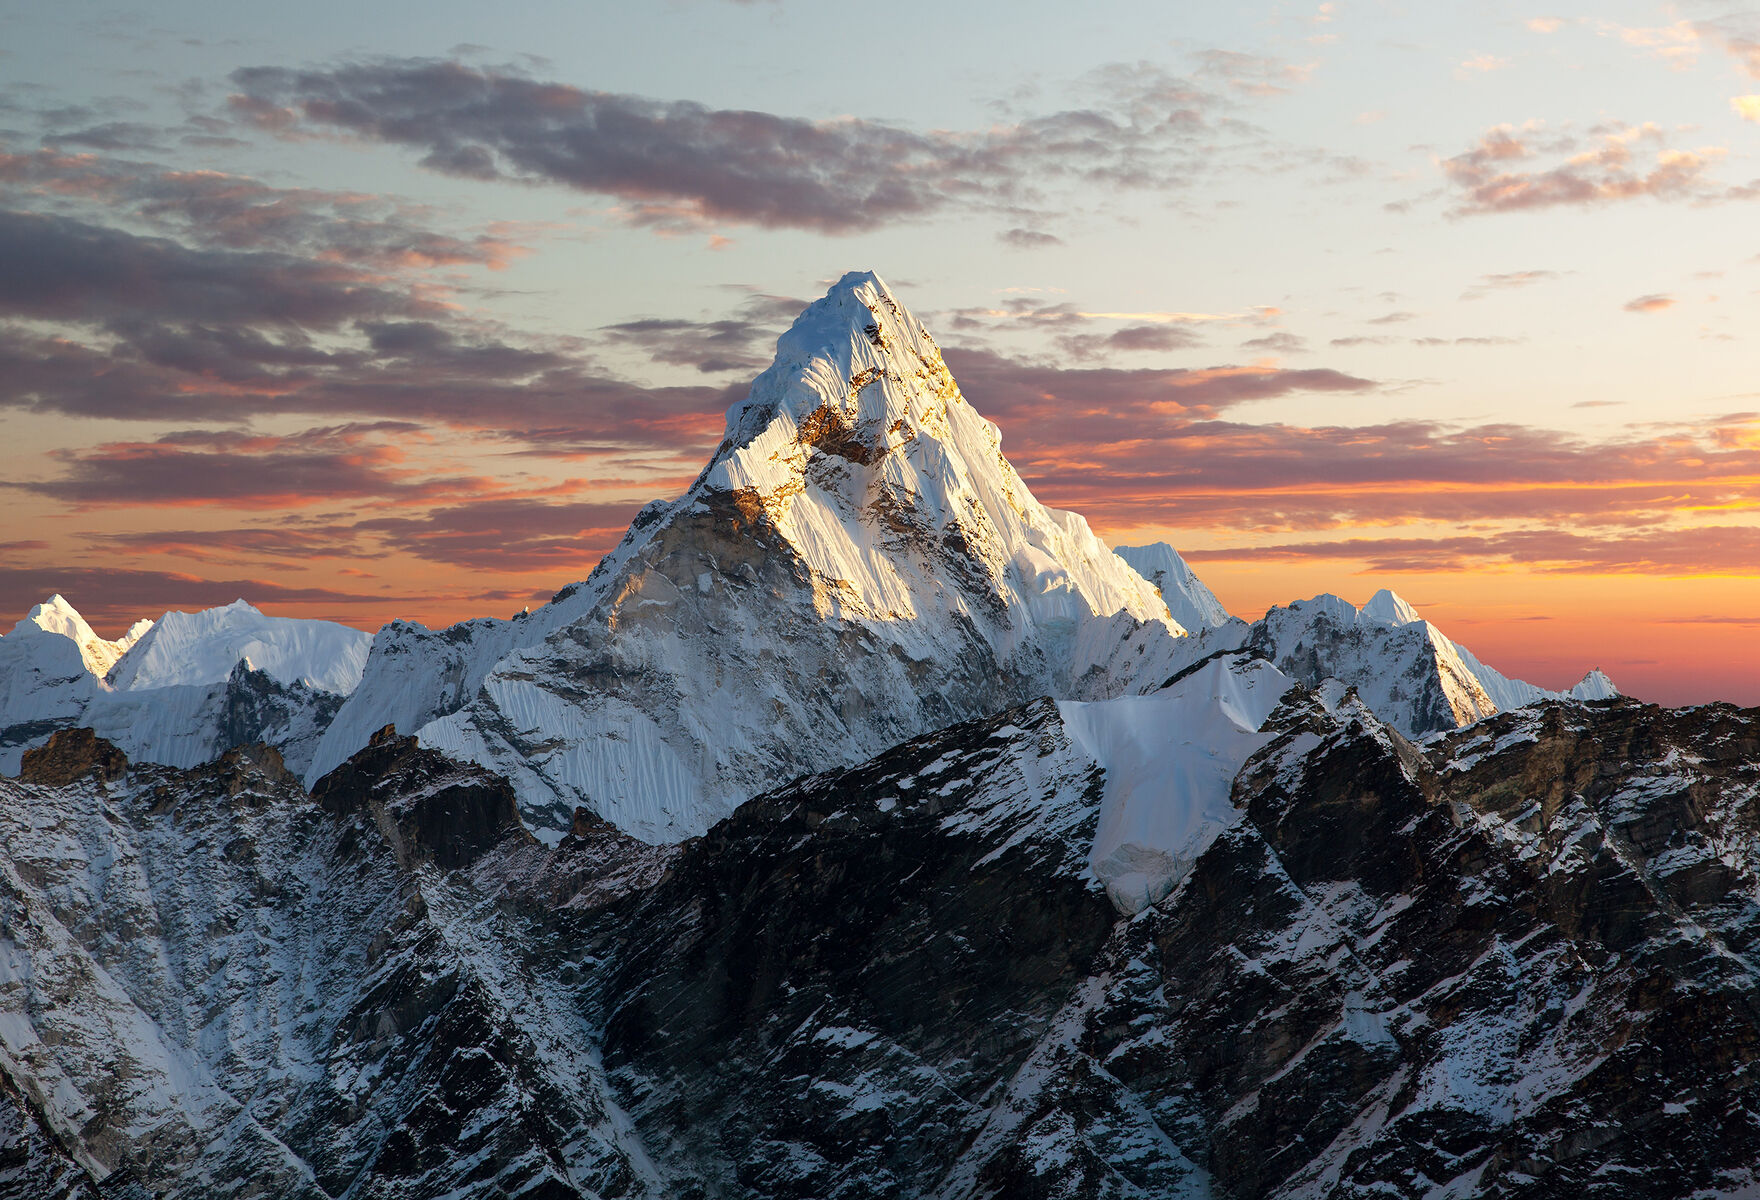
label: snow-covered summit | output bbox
[8,594,149,677]
[1249,589,1618,737]
[107,599,370,695]
[1361,587,1421,627]
[318,271,1194,840]
[1113,543,1238,631]
[1570,668,1619,701]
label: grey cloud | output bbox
[227,57,1220,233]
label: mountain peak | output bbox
[683,270,1171,636]
[16,594,96,641]
[710,269,950,489]
[1113,543,1238,631]
[332,271,1197,841]
[108,601,368,694]
[1362,588,1422,627]
[10,594,142,678]
[1570,668,1620,700]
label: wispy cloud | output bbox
[0,567,385,631]
[1457,54,1511,75]
[0,146,531,268]
[227,57,1229,234]
[1623,293,1675,313]
[1440,122,1725,215]
[1461,268,1561,298]
[1597,18,1701,70]
[998,227,1064,249]
[598,291,804,375]
[1181,525,1760,577]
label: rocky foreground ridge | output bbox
[4,679,1760,1198]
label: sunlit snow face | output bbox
[4,0,1758,706]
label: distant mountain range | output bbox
[4,273,1612,836]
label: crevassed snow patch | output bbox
[1060,655,1291,915]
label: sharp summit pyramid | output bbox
[309,271,1197,839]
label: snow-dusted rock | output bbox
[1249,587,1617,737]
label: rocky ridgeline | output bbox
[4,687,1759,1198]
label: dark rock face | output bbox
[0,1067,105,1200]
[17,727,127,786]
[4,694,1760,1197]
[218,659,346,776]
[594,698,1113,1198]
[311,724,534,870]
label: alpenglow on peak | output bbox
[312,270,1203,841]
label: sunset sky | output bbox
[4,0,1759,705]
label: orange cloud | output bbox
[1623,293,1675,313]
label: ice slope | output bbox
[0,598,158,769]
[330,272,1195,841]
[1113,542,1238,631]
[0,626,99,769]
[1061,654,1290,913]
[304,504,673,784]
[106,599,368,694]
[1250,587,1617,737]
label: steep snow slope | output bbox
[322,272,1194,840]
[304,504,673,785]
[106,599,368,694]
[1062,654,1288,913]
[1249,588,1616,737]
[0,625,99,771]
[1114,542,1238,631]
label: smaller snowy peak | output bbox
[1284,593,1366,628]
[1251,590,1619,737]
[107,599,371,695]
[1114,543,1238,631]
[11,594,91,641]
[8,594,145,677]
[1569,668,1620,701]
[1361,588,1422,627]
